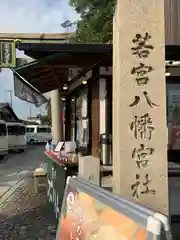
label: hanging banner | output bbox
[0,41,16,68]
[13,69,47,107]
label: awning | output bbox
[16,42,112,59]
[14,53,69,93]
[13,42,180,99]
[13,43,112,94]
[12,68,47,107]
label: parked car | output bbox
[26,125,52,144]
[0,120,8,159]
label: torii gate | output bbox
[0,32,73,68]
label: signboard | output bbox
[45,155,67,221]
[56,177,170,240]
[0,41,16,68]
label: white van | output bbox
[26,125,52,144]
[6,122,27,152]
[0,120,8,159]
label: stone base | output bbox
[78,155,100,186]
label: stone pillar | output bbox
[51,89,63,143]
[113,0,169,215]
[78,156,100,186]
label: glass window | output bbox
[76,119,89,148]
[0,123,7,136]
[70,87,89,148]
[47,128,51,133]
[7,126,12,135]
[26,127,35,133]
[37,127,48,133]
[167,83,180,150]
[7,125,25,135]
[7,126,16,135]
[76,93,88,120]
[19,126,25,135]
[76,90,89,148]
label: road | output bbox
[0,145,45,198]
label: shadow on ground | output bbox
[0,202,57,239]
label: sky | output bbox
[0,0,78,120]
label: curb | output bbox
[0,178,25,206]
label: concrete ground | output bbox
[0,177,57,239]
[0,145,45,199]
[0,145,57,239]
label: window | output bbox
[0,124,7,136]
[76,119,89,148]
[7,125,25,135]
[70,87,89,148]
[26,127,35,133]
[7,126,15,135]
[19,126,25,135]
[167,83,180,150]
[76,93,88,120]
[75,90,89,148]
[37,127,50,133]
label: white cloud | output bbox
[0,0,78,119]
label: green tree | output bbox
[62,0,116,43]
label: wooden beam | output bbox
[28,74,53,83]
[48,65,61,89]
[0,32,74,40]
[29,73,67,84]
[29,69,50,77]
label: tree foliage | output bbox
[62,0,116,43]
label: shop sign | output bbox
[55,177,155,240]
[47,166,60,219]
[0,41,16,68]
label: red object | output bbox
[62,111,65,122]
[171,126,180,148]
[45,151,78,166]
[57,216,84,240]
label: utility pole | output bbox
[7,90,13,108]
[29,107,32,118]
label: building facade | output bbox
[0,103,20,122]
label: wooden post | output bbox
[65,97,71,141]
[113,0,169,215]
[91,68,100,158]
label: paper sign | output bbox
[54,141,64,152]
